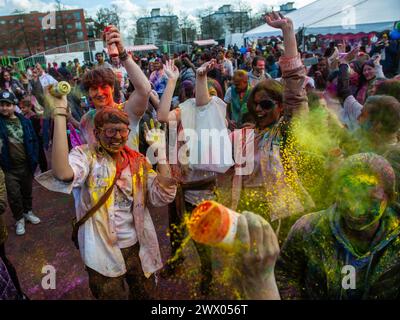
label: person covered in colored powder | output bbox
[37,101,177,299]
[276,153,400,300]
[79,25,151,152]
[227,12,314,233]
[224,70,252,129]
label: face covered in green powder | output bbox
[337,172,388,232]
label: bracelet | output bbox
[54,107,68,116]
[119,49,129,61]
[54,112,68,118]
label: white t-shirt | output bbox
[224,87,232,104]
[114,169,137,248]
[39,73,57,88]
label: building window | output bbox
[18,19,24,23]
[75,22,82,29]
[76,31,84,40]
[67,24,73,29]
[0,21,5,25]
[73,12,81,20]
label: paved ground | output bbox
[3,180,209,300]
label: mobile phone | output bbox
[304,57,319,67]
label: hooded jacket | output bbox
[0,112,39,172]
[276,205,400,300]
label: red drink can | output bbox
[104,26,119,57]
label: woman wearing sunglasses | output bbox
[229,12,313,237]
[36,97,177,299]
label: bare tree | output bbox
[200,7,224,40]
[233,0,251,33]
[180,13,198,43]
[93,6,121,38]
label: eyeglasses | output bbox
[99,127,131,138]
[257,99,276,111]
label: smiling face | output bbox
[94,122,130,154]
[20,101,32,115]
[88,84,114,109]
[363,64,376,81]
[0,101,16,118]
[3,71,11,82]
[254,60,265,75]
[253,90,281,128]
[35,64,44,76]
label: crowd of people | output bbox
[1,11,400,300]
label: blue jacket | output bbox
[0,113,39,172]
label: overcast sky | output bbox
[0,0,316,18]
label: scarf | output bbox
[231,86,251,125]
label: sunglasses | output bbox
[99,127,131,138]
[257,99,276,111]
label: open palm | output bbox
[164,60,180,81]
[196,59,217,77]
[265,12,293,30]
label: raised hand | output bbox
[144,119,166,149]
[45,86,68,115]
[373,53,382,66]
[164,59,180,82]
[265,12,293,31]
[340,45,360,64]
[104,25,125,54]
[196,59,217,77]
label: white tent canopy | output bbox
[245,0,400,39]
[126,45,158,52]
[194,39,219,46]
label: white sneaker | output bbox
[16,218,25,236]
[23,211,41,225]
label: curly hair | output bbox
[94,107,129,129]
[82,68,116,91]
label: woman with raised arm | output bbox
[228,12,313,239]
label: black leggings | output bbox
[0,243,24,297]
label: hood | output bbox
[329,205,400,260]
